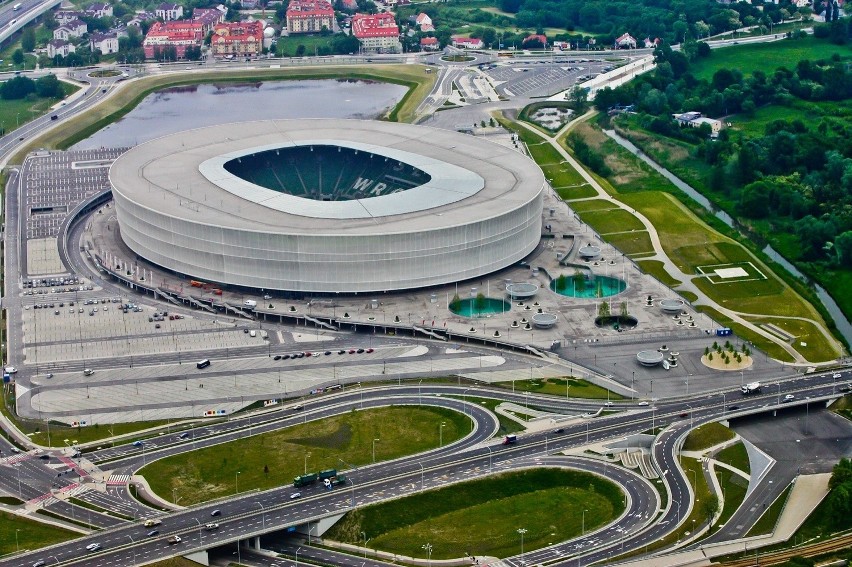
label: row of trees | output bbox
[497,0,803,45]
[0,74,65,100]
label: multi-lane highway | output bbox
[3,370,850,567]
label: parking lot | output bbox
[20,148,126,277]
[483,58,617,97]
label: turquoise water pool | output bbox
[450,297,511,318]
[550,275,627,298]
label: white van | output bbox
[83,368,94,376]
[244,300,257,308]
[249,330,257,337]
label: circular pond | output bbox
[450,297,511,318]
[550,275,627,298]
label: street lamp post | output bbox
[517,528,527,564]
[486,445,492,473]
[419,462,425,489]
[582,509,588,535]
[372,438,380,463]
[304,452,311,475]
[439,422,446,447]
[15,529,20,552]
[256,501,265,530]
[296,546,302,567]
[235,471,241,495]
[422,543,433,567]
[361,532,370,558]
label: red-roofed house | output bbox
[192,7,227,33]
[420,36,439,51]
[351,13,400,53]
[614,33,637,49]
[143,20,204,59]
[211,20,264,57]
[522,33,547,47]
[643,37,661,49]
[286,0,335,33]
[451,36,482,49]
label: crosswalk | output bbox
[106,474,131,486]
[0,453,32,466]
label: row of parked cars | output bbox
[273,348,373,361]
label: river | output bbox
[72,79,407,150]
[605,129,852,346]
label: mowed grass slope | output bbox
[326,469,625,559]
[0,509,78,555]
[689,37,852,82]
[139,406,468,505]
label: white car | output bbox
[637,401,649,406]
[85,543,101,552]
[604,401,614,407]
[783,394,795,402]
[833,373,842,379]
[4,366,17,374]
[289,492,301,499]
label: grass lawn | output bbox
[556,185,598,200]
[28,418,180,447]
[139,406,468,505]
[746,483,792,537]
[10,64,434,163]
[0,82,79,135]
[744,316,837,364]
[568,199,615,213]
[276,34,337,57]
[463,396,525,436]
[527,142,566,165]
[605,230,655,256]
[324,469,624,559]
[715,441,750,475]
[716,467,748,529]
[689,37,852,82]
[683,422,735,452]
[491,377,624,400]
[724,100,852,138]
[0,509,78,555]
[637,260,682,287]
[579,209,645,235]
[540,162,587,188]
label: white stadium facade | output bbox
[109,119,545,294]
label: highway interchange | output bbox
[1,36,850,567]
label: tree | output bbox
[21,26,36,52]
[598,300,611,318]
[702,494,720,529]
[12,48,24,65]
[0,75,35,99]
[568,86,588,112]
[836,232,852,267]
[35,74,63,98]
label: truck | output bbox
[323,475,347,489]
[244,300,257,308]
[741,382,762,395]
[318,469,337,480]
[143,519,162,527]
[167,535,182,545]
[502,434,517,445]
[293,472,318,487]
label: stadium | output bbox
[109,119,545,294]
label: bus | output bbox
[13,3,22,11]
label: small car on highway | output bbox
[783,394,795,402]
[289,492,301,499]
[85,543,101,552]
[210,509,221,516]
[205,523,219,530]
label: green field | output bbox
[325,469,624,559]
[605,231,655,256]
[492,377,624,400]
[689,37,852,82]
[715,441,751,475]
[683,422,735,452]
[0,81,79,135]
[139,406,468,505]
[0,509,78,555]
[557,185,598,200]
[568,199,615,213]
[716,467,748,528]
[580,209,645,234]
[637,259,682,287]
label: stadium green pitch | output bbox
[224,145,431,201]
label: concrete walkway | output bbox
[511,111,828,363]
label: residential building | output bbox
[286,0,335,33]
[614,32,637,49]
[47,38,75,58]
[420,36,438,50]
[54,10,84,25]
[553,40,570,50]
[192,6,227,34]
[143,20,204,58]
[415,13,431,27]
[90,31,119,53]
[673,111,722,135]
[128,11,156,28]
[451,36,482,49]
[53,19,87,40]
[210,20,264,57]
[351,12,400,52]
[155,2,184,21]
[643,37,661,48]
[85,2,113,18]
